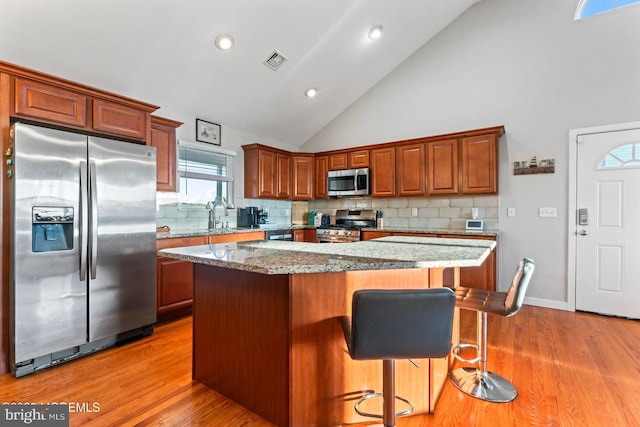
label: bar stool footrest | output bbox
[451,342,481,364]
[450,367,517,403]
[354,392,414,419]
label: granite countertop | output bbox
[156,227,283,239]
[360,227,499,237]
[157,236,496,275]
[157,225,498,240]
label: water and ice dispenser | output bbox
[32,206,74,252]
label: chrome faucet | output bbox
[207,197,229,229]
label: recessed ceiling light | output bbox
[304,87,317,98]
[368,25,383,40]
[214,33,235,50]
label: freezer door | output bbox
[88,137,157,341]
[11,123,88,363]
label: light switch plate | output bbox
[539,207,557,218]
[507,208,516,217]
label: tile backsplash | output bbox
[157,192,498,231]
[309,195,499,230]
[156,192,292,231]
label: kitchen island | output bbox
[159,237,495,427]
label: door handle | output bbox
[90,161,98,279]
[79,162,88,281]
[579,230,588,236]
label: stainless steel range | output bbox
[316,209,377,243]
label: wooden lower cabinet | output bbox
[361,230,496,290]
[294,228,317,242]
[156,232,266,322]
[156,236,207,322]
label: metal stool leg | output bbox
[354,359,414,427]
[450,311,517,403]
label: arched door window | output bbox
[575,0,640,19]
[598,142,640,169]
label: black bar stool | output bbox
[341,288,456,427]
[450,257,535,403]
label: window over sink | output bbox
[177,140,236,207]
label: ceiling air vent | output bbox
[263,50,288,71]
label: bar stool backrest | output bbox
[348,288,456,360]
[503,258,535,317]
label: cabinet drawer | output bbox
[157,235,207,250]
[14,77,87,127]
[92,99,147,140]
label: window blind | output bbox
[177,140,235,182]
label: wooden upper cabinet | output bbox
[348,150,369,168]
[92,99,148,141]
[371,147,396,197]
[329,153,348,170]
[276,154,291,199]
[150,115,182,192]
[257,149,278,198]
[396,143,426,196]
[291,155,313,200]
[314,155,328,199]
[427,139,459,195]
[461,134,497,194]
[13,77,87,127]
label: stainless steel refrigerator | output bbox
[9,122,157,377]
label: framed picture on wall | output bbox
[196,119,221,146]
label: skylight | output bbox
[575,0,640,19]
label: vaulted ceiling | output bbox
[0,0,481,146]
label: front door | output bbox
[575,127,640,319]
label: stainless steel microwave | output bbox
[327,168,370,196]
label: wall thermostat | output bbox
[465,219,484,231]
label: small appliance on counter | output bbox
[237,206,269,228]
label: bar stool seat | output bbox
[342,288,456,427]
[450,257,535,403]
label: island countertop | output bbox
[157,236,496,275]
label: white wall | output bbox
[301,0,640,307]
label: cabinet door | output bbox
[427,139,458,195]
[157,257,194,320]
[277,154,291,199]
[314,156,328,199]
[258,149,278,198]
[329,153,348,170]
[361,231,392,240]
[93,99,147,141]
[292,155,314,200]
[396,143,426,196]
[438,234,496,291]
[348,150,370,168]
[150,117,181,192]
[304,228,317,242]
[461,134,497,194]
[14,77,87,127]
[370,147,396,197]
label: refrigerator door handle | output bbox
[90,161,98,279]
[79,161,88,281]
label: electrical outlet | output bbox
[538,207,557,218]
[411,207,418,217]
[507,208,516,217]
[285,209,290,216]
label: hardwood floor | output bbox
[1,305,639,426]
